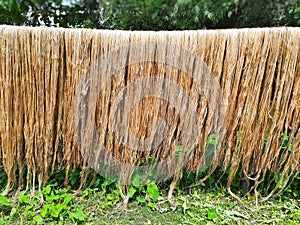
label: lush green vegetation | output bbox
[0,0,300,30]
[0,168,299,224]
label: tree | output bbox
[0,0,299,29]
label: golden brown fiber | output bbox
[0,26,299,202]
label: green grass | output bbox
[0,185,299,225]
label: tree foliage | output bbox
[0,0,299,30]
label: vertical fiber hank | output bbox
[0,26,19,194]
[42,29,64,186]
[64,28,94,188]
[259,29,300,202]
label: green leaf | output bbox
[70,174,78,186]
[147,202,155,208]
[10,207,18,218]
[146,182,159,202]
[25,209,35,217]
[101,201,112,209]
[82,189,89,197]
[176,145,182,154]
[49,204,60,217]
[55,203,66,214]
[132,174,143,188]
[208,208,218,219]
[24,206,35,217]
[187,211,194,218]
[129,186,137,198]
[69,208,87,221]
[107,193,116,200]
[19,193,30,204]
[63,193,74,205]
[43,185,51,195]
[34,215,43,224]
[0,195,10,207]
[101,179,114,191]
[136,195,146,203]
[151,10,158,19]
[41,204,48,217]
[46,192,60,203]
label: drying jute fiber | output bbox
[0,25,299,204]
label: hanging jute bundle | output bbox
[0,25,299,204]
